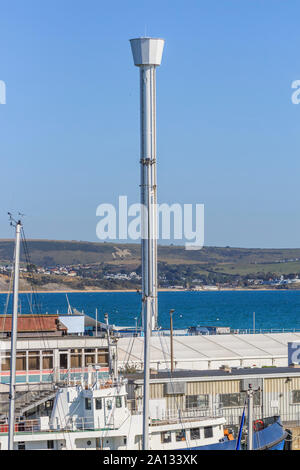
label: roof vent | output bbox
[220,365,231,373]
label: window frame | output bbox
[161,431,172,444]
[190,427,200,440]
[204,426,213,439]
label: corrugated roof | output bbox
[116,332,300,365]
[0,314,66,333]
[128,366,300,382]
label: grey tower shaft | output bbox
[130,37,164,332]
[140,64,157,331]
[130,37,164,451]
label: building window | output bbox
[116,397,122,408]
[18,442,26,450]
[175,430,186,442]
[84,349,95,366]
[85,355,95,366]
[106,399,113,410]
[42,350,53,369]
[1,355,10,371]
[70,349,82,368]
[16,351,26,371]
[28,351,40,370]
[292,390,300,404]
[47,440,54,449]
[204,426,213,439]
[95,398,102,410]
[186,394,209,409]
[85,398,91,410]
[161,431,171,443]
[97,351,108,366]
[219,392,260,408]
[59,353,68,369]
[190,427,200,440]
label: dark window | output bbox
[220,392,260,408]
[161,431,171,443]
[292,390,300,404]
[106,399,112,410]
[116,397,122,408]
[190,427,200,440]
[18,442,26,450]
[85,398,91,410]
[47,440,54,449]
[59,354,68,369]
[175,430,186,442]
[186,394,209,409]
[204,426,213,439]
[95,398,102,410]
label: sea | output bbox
[1,290,300,331]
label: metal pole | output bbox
[113,339,118,382]
[170,309,174,373]
[247,385,254,450]
[95,308,98,337]
[142,297,151,450]
[130,36,164,452]
[8,220,22,450]
[130,38,164,332]
[104,313,112,376]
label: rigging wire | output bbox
[17,226,72,448]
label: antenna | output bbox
[8,212,23,227]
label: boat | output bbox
[0,374,227,450]
[0,374,287,450]
[200,416,287,450]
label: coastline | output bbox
[0,287,298,294]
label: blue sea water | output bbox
[1,290,300,331]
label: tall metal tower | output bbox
[130,37,164,333]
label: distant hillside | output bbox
[1,239,300,277]
[0,239,140,266]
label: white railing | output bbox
[232,328,300,335]
[0,416,115,434]
[148,407,222,424]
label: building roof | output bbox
[128,366,300,384]
[0,314,67,333]
[116,332,300,368]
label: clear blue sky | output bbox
[1,0,300,248]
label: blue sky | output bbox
[1,0,300,248]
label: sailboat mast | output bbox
[8,220,22,450]
[104,313,112,376]
[247,385,254,450]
